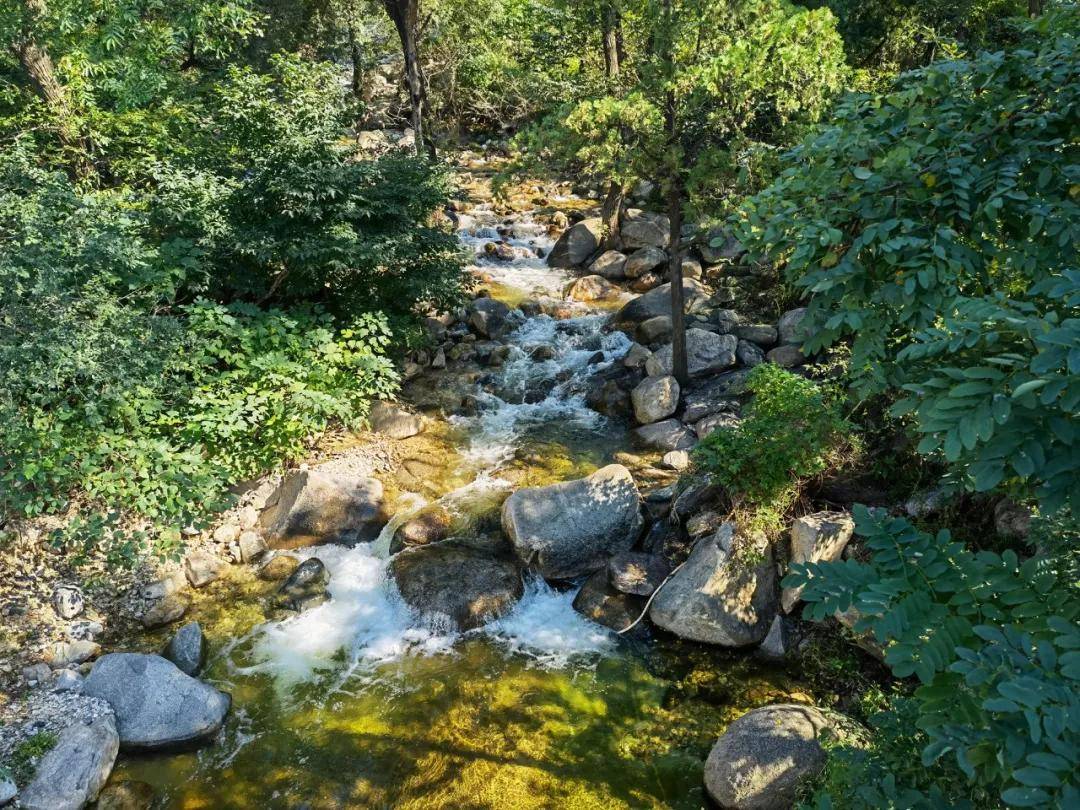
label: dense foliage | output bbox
[693,365,849,520]
[0,1,464,560]
[736,8,1079,513]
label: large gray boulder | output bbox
[704,704,832,809]
[19,716,119,810]
[615,279,706,323]
[621,210,670,250]
[390,541,523,631]
[682,370,752,422]
[548,218,603,268]
[649,524,777,646]
[781,512,855,613]
[647,330,737,378]
[83,654,230,752]
[501,464,643,580]
[468,297,513,338]
[259,469,386,549]
[631,375,680,425]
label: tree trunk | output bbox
[381,0,434,158]
[600,181,624,250]
[602,3,620,79]
[15,0,94,179]
[348,24,363,98]
[666,174,688,387]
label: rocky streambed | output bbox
[3,157,880,809]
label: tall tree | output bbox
[381,0,434,157]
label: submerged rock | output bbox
[259,469,386,549]
[704,704,833,809]
[83,654,230,752]
[572,569,644,632]
[274,558,330,612]
[94,781,156,810]
[649,524,777,646]
[390,504,454,554]
[501,464,644,580]
[390,541,523,631]
[19,715,119,810]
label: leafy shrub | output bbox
[692,364,850,510]
[787,506,1080,808]
[733,9,1080,513]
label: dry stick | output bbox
[616,559,686,635]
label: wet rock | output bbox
[646,329,737,378]
[589,250,628,280]
[765,344,805,368]
[257,553,301,581]
[632,419,696,452]
[390,541,523,631]
[390,504,454,553]
[45,640,100,668]
[83,654,230,752]
[274,558,330,612]
[566,274,618,302]
[621,210,670,250]
[637,315,673,344]
[259,469,386,549]
[141,594,189,629]
[184,551,223,588]
[237,530,267,563]
[616,279,706,323]
[548,217,602,268]
[502,464,644,580]
[649,524,778,646]
[631,375,680,425]
[661,450,691,470]
[736,339,766,368]
[704,704,833,809]
[483,241,516,261]
[757,615,794,661]
[777,307,809,345]
[19,715,118,810]
[607,552,671,596]
[572,569,644,632]
[163,622,205,676]
[52,586,84,620]
[369,400,424,439]
[94,781,156,810]
[735,324,778,347]
[782,512,855,613]
[625,246,667,278]
[468,297,512,338]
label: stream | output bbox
[109,188,815,809]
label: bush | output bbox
[692,364,850,512]
[787,506,1080,808]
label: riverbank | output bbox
[1,149,889,809]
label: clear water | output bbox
[111,204,810,808]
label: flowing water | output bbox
[111,196,814,809]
